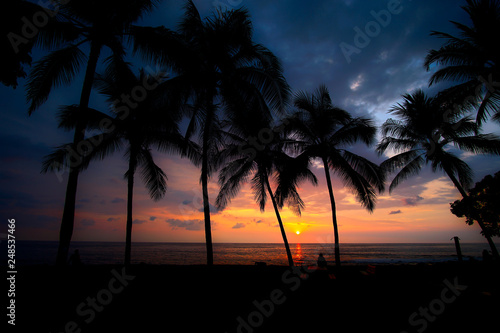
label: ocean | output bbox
[5,240,496,266]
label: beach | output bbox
[12,262,500,333]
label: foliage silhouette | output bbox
[285,85,385,268]
[451,171,500,260]
[425,0,500,125]
[26,0,160,266]
[133,1,289,265]
[378,89,500,257]
[216,97,317,266]
[43,60,198,265]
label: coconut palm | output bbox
[216,98,317,267]
[424,0,500,125]
[43,61,196,265]
[133,1,289,265]
[285,85,385,268]
[377,89,500,257]
[25,0,160,266]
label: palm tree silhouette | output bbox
[133,1,289,265]
[216,99,317,267]
[286,85,385,268]
[424,0,500,125]
[43,61,195,266]
[26,0,159,266]
[377,89,500,256]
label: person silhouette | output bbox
[317,253,327,268]
[68,249,82,266]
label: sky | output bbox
[1,0,500,245]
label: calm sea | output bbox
[4,241,496,266]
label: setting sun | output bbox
[296,231,301,235]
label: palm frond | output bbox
[385,153,426,193]
[26,44,86,114]
[137,148,167,201]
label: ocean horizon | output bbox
[4,240,498,266]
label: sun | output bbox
[295,231,301,235]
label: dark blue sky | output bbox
[1,0,499,243]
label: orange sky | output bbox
[33,152,495,245]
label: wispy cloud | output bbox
[166,219,204,231]
[402,195,424,206]
[232,223,246,229]
[389,210,402,215]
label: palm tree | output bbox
[43,61,195,265]
[285,85,385,268]
[133,1,289,265]
[377,89,500,257]
[26,0,160,266]
[424,0,500,125]
[216,99,317,267]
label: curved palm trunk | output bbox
[125,159,135,266]
[201,151,213,266]
[322,157,341,268]
[264,177,294,267]
[202,103,215,266]
[56,41,101,266]
[444,168,500,261]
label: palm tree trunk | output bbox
[265,177,294,267]
[201,152,213,266]
[56,41,101,266]
[322,157,341,268]
[202,103,214,266]
[125,159,135,266]
[444,168,500,261]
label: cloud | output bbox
[80,219,95,226]
[133,219,147,225]
[389,210,402,215]
[107,217,120,222]
[232,223,246,229]
[166,219,204,231]
[111,198,125,204]
[149,216,157,221]
[197,203,223,214]
[402,195,424,206]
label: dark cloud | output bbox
[149,216,157,221]
[166,219,204,231]
[232,223,246,229]
[133,219,147,225]
[107,217,120,222]
[389,210,402,215]
[80,219,96,226]
[402,195,424,206]
[111,198,125,204]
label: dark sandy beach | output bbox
[10,262,500,333]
